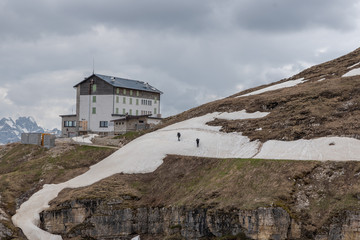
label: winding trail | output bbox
[11,110,360,239]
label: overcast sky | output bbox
[1,0,360,129]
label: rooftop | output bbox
[74,73,163,94]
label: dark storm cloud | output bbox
[233,0,359,32]
[0,0,215,40]
[0,0,360,128]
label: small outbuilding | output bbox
[112,115,161,134]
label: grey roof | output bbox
[97,74,163,94]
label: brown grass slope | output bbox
[50,156,360,239]
[162,47,360,142]
[42,47,360,239]
[0,143,116,238]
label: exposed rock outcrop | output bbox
[40,199,301,240]
[0,194,13,238]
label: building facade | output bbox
[112,115,161,134]
[60,114,77,137]
[60,73,162,136]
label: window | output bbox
[129,98,132,105]
[154,96,157,103]
[64,121,76,127]
[92,107,96,114]
[116,88,120,94]
[92,84,97,92]
[136,91,139,96]
[129,109,132,115]
[136,99,139,105]
[99,121,108,128]
[154,108,157,114]
[116,96,119,103]
[123,97,126,104]
[92,96,96,103]
[149,100,152,106]
[123,108,126,114]
[116,108,119,114]
[130,90,133,96]
[136,110,138,116]
[123,89,126,95]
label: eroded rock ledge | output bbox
[41,199,299,240]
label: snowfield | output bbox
[343,68,360,77]
[236,78,305,97]
[71,134,98,144]
[11,110,360,240]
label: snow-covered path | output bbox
[11,110,360,240]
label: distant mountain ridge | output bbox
[0,116,60,145]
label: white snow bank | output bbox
[12,111,267,240]
[13,109,360,240]
[217,110,269,120]
[132,236,140,240]
[343,68,360,77]
[236,78,305,98]
[255,137,360,161]
[347,62,360,69]
[71,134,98,144]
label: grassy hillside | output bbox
[50,155,360,237]
[0,142,116,238]
[161,47,360,142]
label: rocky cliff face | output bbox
[40,200,301,240]
[0,194,13,239]
[39,200,360,240]
[38,156,360,240]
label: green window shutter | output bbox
[129,109,132,115]
[136,110,138,116]
[116,88,119,94]
[92,107,96,114]
[130,98,132,105]
[92,96,96,103]
[116,108,119,114]
[123,108,126,114]
[130,90,133,96]
[136,91,139,96]
[123,89,126,95]
[116,96,119,103]
[123,97,126,104]
[154,108,157,114]
[136,99,139,105]
[92,84,97,92]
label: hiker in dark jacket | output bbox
[177,132,181,141]
[196,138,200,147]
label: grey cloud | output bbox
[0,0,216,40]
[0,0,360,129]
[233,0,359,32]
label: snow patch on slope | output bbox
[343,68,360,77]
[72,134,98,144]
[12,111,267,240]
[237,78,305,97]
[217,110,269,120]
[13,109,360,240]
[347,62,360,69]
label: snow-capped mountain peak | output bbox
[0,116,60,145]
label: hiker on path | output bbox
[177,132,181,141]
[196,138,200,147]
